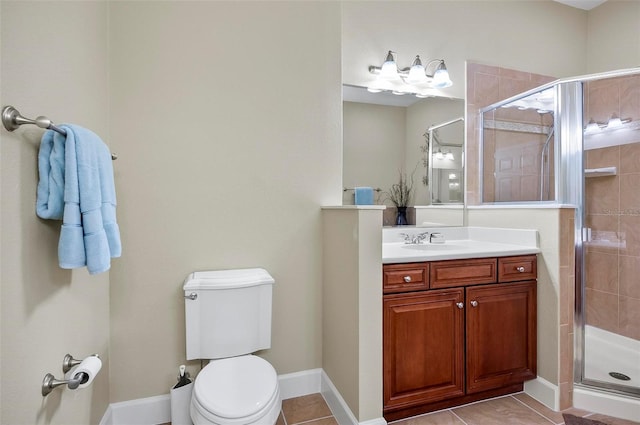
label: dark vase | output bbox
[396,206,408,226]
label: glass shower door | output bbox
[581,74,640,394]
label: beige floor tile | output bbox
[391,410,465,424]
[452,395,555,425]
[303,418,339,425]
[282,393,333,425]
[514,393,566,424]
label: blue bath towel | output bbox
[354,187,374,205]
[37,125,121,274]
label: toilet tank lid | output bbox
[183,268,274,290]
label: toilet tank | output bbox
[183,268,274,361]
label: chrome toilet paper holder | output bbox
[42,353,99,397]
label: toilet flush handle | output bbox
[184,292,198,300]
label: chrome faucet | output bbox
[399,232,429,244]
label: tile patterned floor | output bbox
[276,392,639,425]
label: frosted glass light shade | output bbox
[432,68,452,88]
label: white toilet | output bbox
[183,268,281,425]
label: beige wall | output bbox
[0,2,111,425]
[467,209,562,386]
[343,102,406,205]
[342,1,588,100]
[107,1,342,402]
[322,207,384,422]
[587,0,640,73]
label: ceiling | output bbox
[553,0,607,10]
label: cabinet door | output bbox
[466,281,537,394]
[383,289,465,411]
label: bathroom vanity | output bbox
[382,229,539,421]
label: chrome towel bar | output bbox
[1,105,117,160]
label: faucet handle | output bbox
[430,232,445,244]
[399,233,412,243]
[416,232,429,242]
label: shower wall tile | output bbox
[619,174,640,212]
[585,176,619,215]
[585,251,618,293]
[620,215,640,257]
[585,288,619,334]
[619,296,640,340]
[586,145,620,169]
[475,73,501,107]
[558,209,575,409]
[585,214,619,255]
[587,83,620,124]
[620,76,640,121]
[560,324,572,383]
[619,255,640,299]
[620,142,640,174]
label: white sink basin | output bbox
[401,243,459,251]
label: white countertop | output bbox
[382,226,540,264]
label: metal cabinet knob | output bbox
[470,300,478,307]
[516,266,525,272]
[456,302,464,309]
[403,276,412,283]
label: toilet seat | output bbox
[191,354,280,425]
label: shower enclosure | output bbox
[479,67,640,416]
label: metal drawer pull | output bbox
[456,302,464,309]
[403,276,412,283]
[516,266,525,272]
[470,300,478,307]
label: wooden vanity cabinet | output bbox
[383,289,465,411]
[383,255,537,421]
[466,281,537,394]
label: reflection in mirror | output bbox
[342,85,464,226]
[426,117,464,204]
[480,87,556,203]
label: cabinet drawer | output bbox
[498,255,537,282]
[430,258,497,289]
[383,263,429,293]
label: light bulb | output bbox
[407,55,427,84]
[435,151,444,160]
[445,152,454,160]
[379,51,399,80]
[584,119,600,134]
[431,62,452,88]
[607,115,623,128]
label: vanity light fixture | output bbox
[433,149,454,161]
[584,115,632,133]
[367,51,453,96]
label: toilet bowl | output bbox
[190,355,281,425]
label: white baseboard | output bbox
[101,368,384,425]
[321,370,386,425]
[100,394,170,425]
[524,376,558,411]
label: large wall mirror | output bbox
[343,84,464,226]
